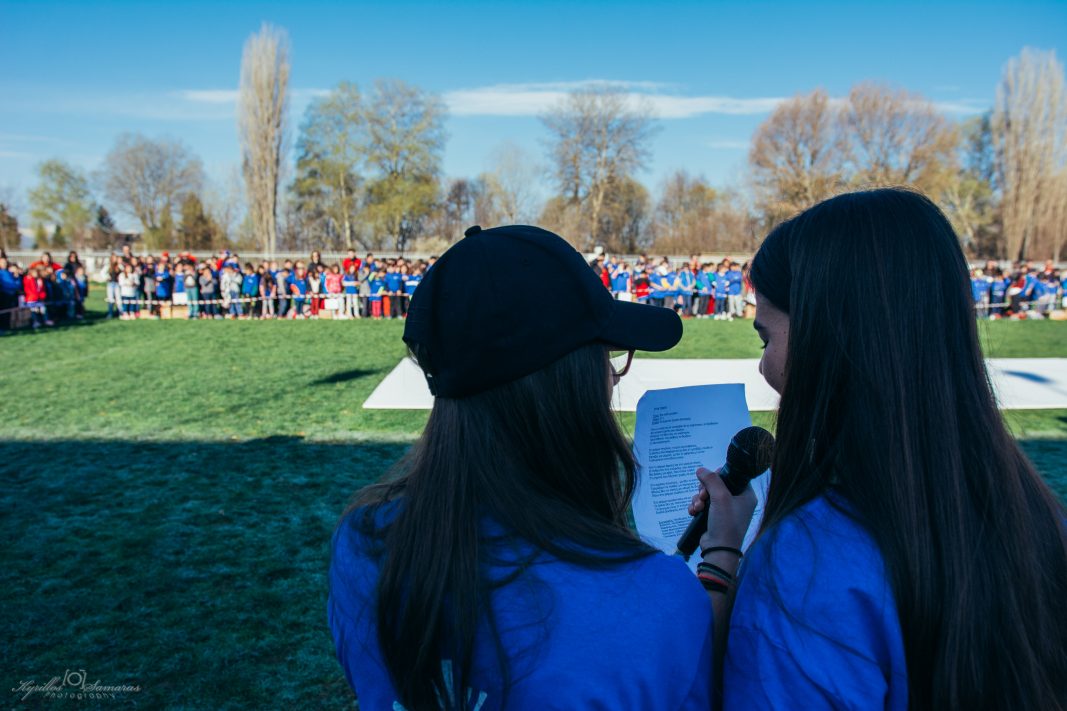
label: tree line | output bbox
[2,26,1064,262]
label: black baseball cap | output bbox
[403,225,682,398]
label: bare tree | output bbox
[541,87,657,249]
[748,89,844,225]
[204,166,245,248]
[483,141,540,224]
[840,82,959,195]
[943,114,998,256]
[1037,169,1067,262]
[652,171,718,252]
[98,132,204,240]
[238,22,290,258]
[652,171,754,254]
[992,47,1067,260]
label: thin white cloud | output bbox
[176,87,330,104]
[0,133,57,143]
[444,81,784,119]
[176,89,239,104]
[933,99,988,115]
[649,96,783,118]
[0,150,34,159]
[706,139,750,150]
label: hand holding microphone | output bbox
[676,426,774,561]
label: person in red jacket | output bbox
[29,251,62,272]
[342,249,362,274]
[22,266,51,328]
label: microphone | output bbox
[675,426,775,560]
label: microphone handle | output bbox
[674,464,749,560]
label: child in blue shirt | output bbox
[241,263,260,318]
[610,264,631,299]
[695,265,712,318]
[342,265,359,319]
[971,269,992,318]
[402,267,421,318]
[990,269,1008,317]
[74,265,89,319]
[368,272,385,319]
[288,265,309,319]
[713,265,731,320]
[154,264,171,317]
[653,267,678,310]
[677,265,696,316]
[384,266,404,319]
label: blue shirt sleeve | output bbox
[723,496,909,710]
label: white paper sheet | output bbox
[630,383,770,571]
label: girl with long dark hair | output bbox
[692,188,1067,709]
[330,225,713,710]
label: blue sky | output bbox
[2,0,1065,229]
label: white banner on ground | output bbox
[363,357,1067,411]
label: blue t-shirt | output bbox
[385,272,403,293]
[657,271,678,298]
[403,274,422,295]
[369,278,385,302]
[678,271,696,294]
[342,275,358,294]
[971,277,991,301]
[611,270,631,293]
[242,273,260,296]
[1023,273,1037,298]
[723,494,908,709]
[714,273,730,297]
[727,270,743,296]
[0,269,19,295]
[290,276,309,296]
[154,268,171,298]
[991,278,1008,301]
[329,505,713,711]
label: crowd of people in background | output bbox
[98,245,433,322]
[591,253,752,319]
[970,260,1067,318]
[1,246,1065,335]
[0,249,90,332]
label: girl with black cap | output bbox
[328,225,746,710]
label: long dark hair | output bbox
[750,188,1067,709]
[338,344,655,709]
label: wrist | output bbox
[699,531,742,552]
[701,548,741,574]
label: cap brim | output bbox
[597,299,682,352]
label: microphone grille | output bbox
[730,426,775,476]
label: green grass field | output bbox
[2,292,1065,709]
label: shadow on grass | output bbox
[0,438,410,709]
[311,368,385,385]
[1,436,1063,708]
[1019,439,1067,500]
